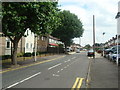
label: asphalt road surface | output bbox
[2,51,90,89]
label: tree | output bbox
[51,10,84,53]
[2,2,61,65]
[84,44,91,50]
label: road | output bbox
[2,51,90,89]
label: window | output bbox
[41,36,44,41]
[31,31,32,36]
[49,39,52,43]
[31,43,32,49]
[26,43,29,49]
[6,41,10,48]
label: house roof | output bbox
[49,35,60,41]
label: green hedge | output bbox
[23,52,32,57]
[2,55,11,60]
[17,52,24,57]
[32,52,39,56]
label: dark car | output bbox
[87,49,95,57]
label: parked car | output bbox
[111,51,120,63]
[97,49,102,53]
[87,49,95,57]
[76,48,80,53]
[108,51,115,60]
[103,45,120,58]
[67,47,71,52]
[104,49,112,58]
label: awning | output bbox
[49,43,58,46]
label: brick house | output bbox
[37,35,48,52]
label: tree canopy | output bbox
[84,44,91,50]
[2,2,61,65]
[2,2,60,40]
[51,10,84,48]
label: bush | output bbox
[17,52,24,57]
[2,55,11,60]
[23,52,32,57]
[32,52,39,56]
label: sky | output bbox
[58,0,119,46]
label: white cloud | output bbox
[58,0,119,46]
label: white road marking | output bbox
[57,71,60,73]
[64,61,67,63]
[68,59,71,61]
[71,57,76,59]
[53,74,59,77]
[64,59,71,63]
[48,63,62,70]
[7,72,41,88]
[64,67,67,68]
[61,69,63,71]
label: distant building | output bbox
[48,35,63,47]
[70,43,81,51]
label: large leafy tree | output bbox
[51,10,84,53]
[2,2,61,65]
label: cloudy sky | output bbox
[58,0,119,46]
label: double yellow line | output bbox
[71,77,84,90]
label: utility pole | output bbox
[117,34,119,65]
[79,37,81,50]
[102,32,105,57]
[34,34,37,62]
[93,15,95,58]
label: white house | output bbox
[24,28,35,53]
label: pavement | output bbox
[88,52,119,89]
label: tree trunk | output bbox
[65,44,67,54]
[11,41,19,65]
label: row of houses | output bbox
[0,29,64,56]
[104,35,120,48]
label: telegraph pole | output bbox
[93,15,95,58]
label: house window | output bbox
[31,43,32,49]
[31,31,32,36]
[41,36,44,41]
[26,43,29,49]
[6,41,10,48]
[49,39,52,43]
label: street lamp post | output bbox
[102,32,105,57]
[115,12,120,65]
[34,34,37,62]
[116,34,119,65]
